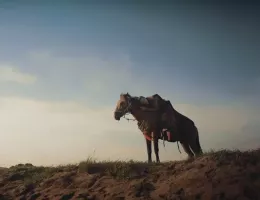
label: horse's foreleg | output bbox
[153,138,160,163]
[145,138,152,163]
[153,132,160,163]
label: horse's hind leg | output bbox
[189,136,203,157]
[188,127,203,157]
[180,142,194,159]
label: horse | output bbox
[114,92,203,163]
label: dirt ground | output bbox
[0,149,260,200]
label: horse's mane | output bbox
[120,92,130,97]
[120,92,139,99]
[120,93,144,107]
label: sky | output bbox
[0,1,259,167]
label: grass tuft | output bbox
[7,163,77,185]
[78,156,150,179]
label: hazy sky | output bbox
[0,1,259,167]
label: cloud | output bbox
[0,50,259,167]
[0,96,141,167]
[234,121,260,150]
[0,96,259,167]
[174,104,249,134]
[173,103,260,150]
[0,64,37,84]
[25,50,157,103]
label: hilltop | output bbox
[0,149,260,200]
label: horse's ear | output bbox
[120,93,125,100]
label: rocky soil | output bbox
[0,149,260,200]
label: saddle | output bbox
[139,94,177,129]
[137,94,179,142]
[139,94,165,111]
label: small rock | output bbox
[114,196,125,200]
[243,185,258,200]
[198,163,205,168]
[176,188,185,196]
[8,173,24,181]
[159,193,166,198]
[77,192,89,198]
[167,164,176,170]
[76,192,95,200]
[87,176,98,188]
[195,193,202,200]
[0,194,11,200]
[141,168,149,175]
[22,183,35,195]
[87,166,103,174]
[143,182,155,191]
[60,192,75,200]
[135,191,141,197]
[249,172,259,182]
[86,194,95,200]
[167,193,181,200]
[25,163,34,167]
[29,193,41,200]
[236,197,250,200]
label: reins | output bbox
[122,113,136,122]
[122,114,153,141]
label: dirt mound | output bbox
[1,149,260,200]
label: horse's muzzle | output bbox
[114,112,121,121]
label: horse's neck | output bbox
[130,109,146,122]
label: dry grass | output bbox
[5,148,260,182]
[6,163,77,186]
[203,148,260,166]
[0,149,260,199]
[78,156,153,179]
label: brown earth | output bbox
[0,149,260,200]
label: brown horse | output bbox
[114,93,203,163]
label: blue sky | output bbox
[0,1,259,166]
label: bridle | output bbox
[115,94,136,121]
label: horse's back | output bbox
[162,100,197,129]
[169,103,195,125]
[142,94,196,128]
[145,94,165,109]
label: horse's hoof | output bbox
[195,153,203,158]
[187,156,194,161]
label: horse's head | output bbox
[114,92,134,121]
